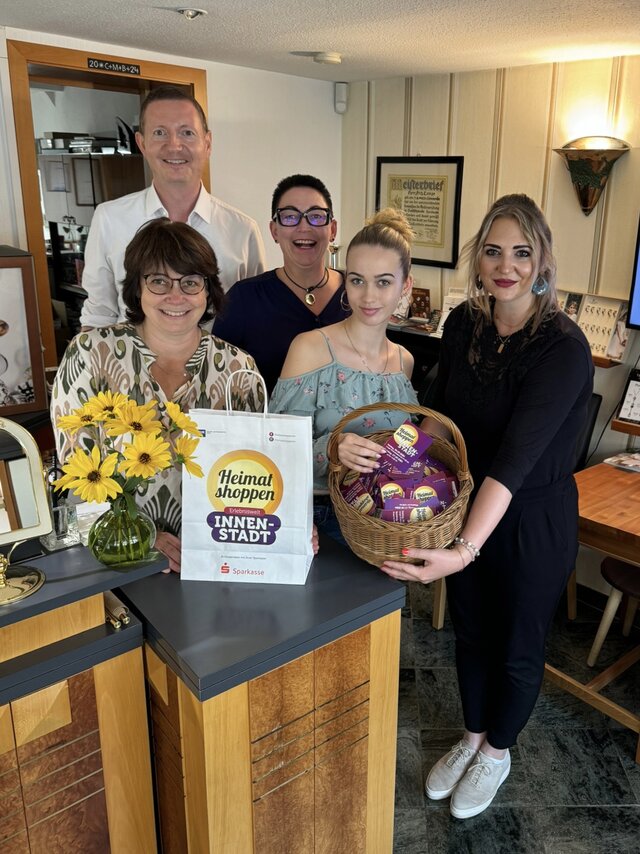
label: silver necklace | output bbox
[153,361,189,379]
[344,322,389,374]
[282,266,329,305]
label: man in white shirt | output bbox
[80,86,265,328]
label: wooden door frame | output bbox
[7,40,209,366]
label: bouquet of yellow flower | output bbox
[54,392,203,566]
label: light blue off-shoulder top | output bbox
[269,333,418,491]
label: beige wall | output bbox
[341,57,640,591]
[342,57,640,303]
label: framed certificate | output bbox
[375,156,464,268]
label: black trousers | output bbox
[445,476,578,749]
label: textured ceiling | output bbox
[2,0,640,81]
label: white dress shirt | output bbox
[79,183,266,327]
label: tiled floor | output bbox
[394,582,640,853]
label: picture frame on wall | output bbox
[0,247,47,416]
[375,156,464,268]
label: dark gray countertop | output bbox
[0,545,167,629]
[120,536,405,702]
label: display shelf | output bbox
[611,418,640,437]
[593,355,623,369]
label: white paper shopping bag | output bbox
[181,371,314,584]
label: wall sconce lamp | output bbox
[554,136,630,216]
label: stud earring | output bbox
[531,275,549,296]
[340,291,351,312]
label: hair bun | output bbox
[366,207,414,245]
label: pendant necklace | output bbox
[494,312,532,353]
[153,361,189,380]
[282,267,329,305]
[495,333,511,354]
[344,322,389,374]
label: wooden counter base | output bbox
[146,611,401,853]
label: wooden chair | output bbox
[587,557,640,667]
[430,391,603,631]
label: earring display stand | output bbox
[557,290,631,367]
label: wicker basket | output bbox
[327,403,473,567]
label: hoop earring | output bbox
[340,291,351,313]
[475,275,483,290]
[531,275,549,296]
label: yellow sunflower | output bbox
[165,401,201,437]
[84,391,130,421]
[55,446,122,504]
[174,435,204,477]
[105,401,163,438]
[119,433,172,479]
[57,406,97,434]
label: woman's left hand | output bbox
[155,531,182,574]
[380,545,467,584]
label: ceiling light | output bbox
[176,8,208,20]
[313,52,342,65]
[290,51,343,66]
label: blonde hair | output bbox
[347,207,414,278]
[461,194,558,332]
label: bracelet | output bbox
[452,544,466,571]
[453,536,480,561]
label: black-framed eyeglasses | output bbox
[272,207,333,227]
[142,273,207,295]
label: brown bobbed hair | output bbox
[122,218,224,325]
[346,207,414,279]
[462,193,558,332]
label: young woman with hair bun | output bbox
[270,208,419,541]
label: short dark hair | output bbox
[271,174,333,218]
[122,218,223,325]
[139,85,209,134]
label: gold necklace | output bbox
[282,267,329,305]
[495,332,511,354]
[344,322,389,374]
[494,311,532,353]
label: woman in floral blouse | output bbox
[270,209,418,540]
[51,218,263,571]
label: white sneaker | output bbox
[450,750,511,819]
[425,740,478,800]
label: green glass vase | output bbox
[88,504,157,569]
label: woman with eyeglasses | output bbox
[51,218,264,572]
[212,174,350,393]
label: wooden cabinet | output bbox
[0,576,158,853]
[146,612,400,854]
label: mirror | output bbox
[0,418,52,604]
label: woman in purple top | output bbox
[212,174,349,392]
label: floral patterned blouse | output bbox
[51,323,264,535]
[269,333,418,492]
